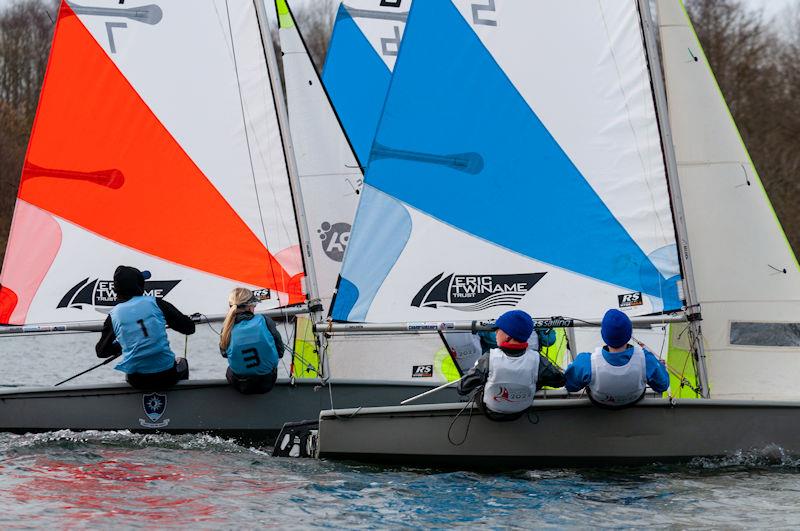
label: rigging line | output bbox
[217,0,293,248]
[224,0,288,306]
[447,394,477,447]
[598,0,671,246]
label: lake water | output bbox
[1,328,800,528]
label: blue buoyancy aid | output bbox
[225,316,279,376]
[110,296,175,374]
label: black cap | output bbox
[113,266,150,301]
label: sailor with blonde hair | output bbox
[219,287,284,394]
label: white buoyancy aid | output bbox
[588,346,647,407]
[482,347,540,414]
[443,332,483,370]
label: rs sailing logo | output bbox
[57,278,181,310]
[411,273,545,312]
[618,291,643,308]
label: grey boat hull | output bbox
[0,379,461,443]
[317,398,800,467]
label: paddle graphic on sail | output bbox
[0,0,306,325]
[331,0,683,323]
[322,0,410,165]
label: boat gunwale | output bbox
[319,397,800,419]
[0,378,452,399]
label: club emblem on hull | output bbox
[139,392,170,428]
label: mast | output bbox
[637,0,710,398]
[252,0,323,311]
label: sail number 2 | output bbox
[471,0,497,26]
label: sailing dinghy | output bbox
[310,0,800,465]
[0,0,458,441]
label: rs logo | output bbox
[618,292,644,308]
[412,364,433,377]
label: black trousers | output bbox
[126,358,189,390]
[226,367,277,395]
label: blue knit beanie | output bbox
[601,309,632,348]
[495,310,534,342]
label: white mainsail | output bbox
[277,0,361,308]
[331,0,682,324]
[658,0,800,399]
[280,0,453,383]
[0,0,306,326]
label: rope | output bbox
[447,394,477,446]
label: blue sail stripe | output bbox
[322,4,393,166]
[354,0,679,311]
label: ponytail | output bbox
[219,287,255,352]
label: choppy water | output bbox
[2,330,800,527]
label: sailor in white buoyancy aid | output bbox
[565,309,670,408]
[458,310,565,421]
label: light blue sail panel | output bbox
[333,0,680,320]
[331,185,412,321]
[322,4,392,166]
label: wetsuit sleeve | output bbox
[564,353,593,392]
[644,350,670,393]
[536,328,557,349]
[458,353,489,395]
[95,316,121,358]
[477,331,497,353]
[156,299,196,335]
[537,355,565,389]
[263,316,285,359]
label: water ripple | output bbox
[1,432,800,527]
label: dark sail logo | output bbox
[317,222,350,262]
[57,278,181,310]
[411,273,545,312]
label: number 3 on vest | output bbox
[242,348,261,369]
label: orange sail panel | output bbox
[19,3,301,299]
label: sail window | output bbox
[730,322,800,347]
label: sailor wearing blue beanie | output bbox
[565,309,670,408]
[495,310,534,343]
[458,309,565,421]
[601,309,633,348]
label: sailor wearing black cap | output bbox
[564,309,670,408]
[458,310,565,421]
[95,266,195,389]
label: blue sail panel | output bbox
[332,0,680,321]
[322,4,393,166]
